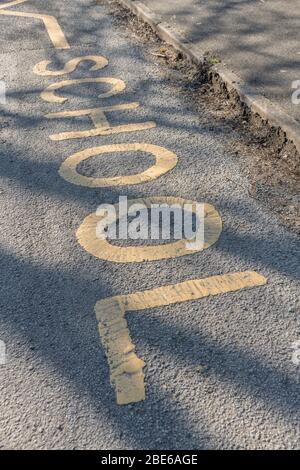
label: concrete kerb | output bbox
[115,0,300,155]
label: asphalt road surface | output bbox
[0,0,299,450]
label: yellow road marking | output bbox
[14,1,268,410]
[0,9,70,49]
[45,102,156,141]
[59,143,177,188]
[33,55,108,77]
[46,103,140,124]
[77,196,222,262]
[0,0,28,9]
[49,123,156,141]
[41,77,125,103]
[95,271,267,405]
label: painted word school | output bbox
[1,1,267,405]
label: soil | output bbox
[99,0,300,235]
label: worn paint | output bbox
[95,271,267,405]
[0,0,28,9]
[76,196,222,262]
[14,3,269,407]
[50,122,156,141]
[33,55,108,77]
[40,77,125,103]
[59,144,177,187]
[46,102,156,141]
[46,103,140,124]
[0,8,70,49]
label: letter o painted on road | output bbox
[76,196,222,263]
[59,143,178,187]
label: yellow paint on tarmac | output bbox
[45,102,156,141]
[76,196,222,262]
[50,122,157,141]
[95,271,267,405]
[41,77,125,103]
[0,0,28,9]
[46,103,140,124]
[0,9,70,49]
[33,55,109,77]
[16,2,268,409]
[59,143,177,188]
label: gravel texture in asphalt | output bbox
[0,0,299,450]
